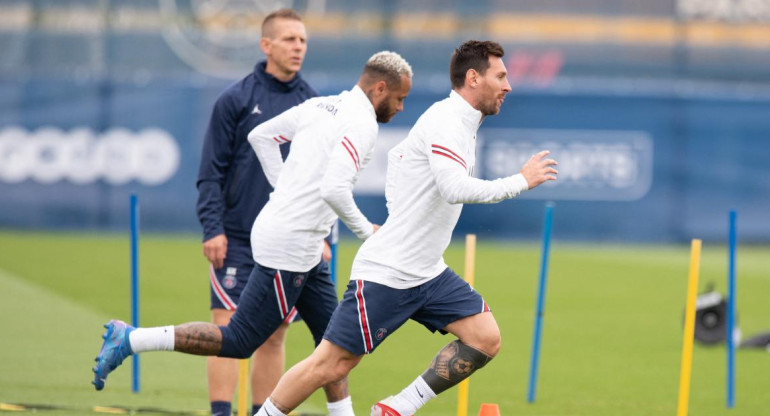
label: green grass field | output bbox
[1,230,768,415]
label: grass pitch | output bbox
[0,230,768,415]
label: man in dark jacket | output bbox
[194,9,331,416]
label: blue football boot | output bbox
[92,319,135,390]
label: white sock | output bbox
[327,396,354,416]
[128,326,175,353]
[254,398,286,416]
[389,376,436,415]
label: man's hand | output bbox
[520,150,558,189]
[203,234,228,269]
[372,224,381,234]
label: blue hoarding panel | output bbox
[1,80,768,243]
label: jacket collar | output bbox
[350,85,376,120]
[254,60,304,92]
[449,89,483,130]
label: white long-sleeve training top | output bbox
[351,90,530,289]
[247,85,376,272]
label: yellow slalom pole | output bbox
[457,234,477,416]
[464,234,477,287]
[677,239,702,416]
[237,359,249,416]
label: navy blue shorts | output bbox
[209,240,299,323]
[218,260,339,358]
[324,267,490,356]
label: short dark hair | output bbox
[449,40,505,89]
[261,9,303,38]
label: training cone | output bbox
[478,403,501,416]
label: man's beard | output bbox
[478,99,500,116]
[375,99,393,123]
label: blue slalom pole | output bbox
[130,194,140,393]
[727,210,737,408]
[528,202,555,403]
[330,220,339,285]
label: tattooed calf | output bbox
[421,340,492,394]
[174,322,223,355]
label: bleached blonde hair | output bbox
[361,51,413,87]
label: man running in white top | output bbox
[253,40,558,416]
[91,51,413,416]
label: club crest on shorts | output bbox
[375,328,388,340]
[293,274,305,287]
[223,267,237,289]
[223,275,237,289]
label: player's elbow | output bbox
[246,133,257,149]
[437,188,464,205]
[435,174,481,204]
[246,126,262,146]
[319,183,345,206]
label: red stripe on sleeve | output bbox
[432,150,467,169]
[342,137,360,162]
[431,144,466,164]
[341,140,360,171]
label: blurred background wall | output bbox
[1,0,769,242]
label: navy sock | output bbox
[211,401,231,416]
[252,403,262,415]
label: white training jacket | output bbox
[247,85,376,272]
[351,90,530,289]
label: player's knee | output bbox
[228,347,252,359]
[219,325,261,359]
[227,334,255,359]
[482,330,501,357]
[301,355,340,385]
[262,324,288,351]
[231,334,260,359]
[305,348,357,385]
[469,327,501,357]
[332,355,359,380]
[323,363,352,385]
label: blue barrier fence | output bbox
[1,78,768,242]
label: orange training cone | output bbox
[478,403,501,416]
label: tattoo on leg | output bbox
[270,396,292,414]
[323,376,349,402]
[174,322,222,355]
[421,340,492,394]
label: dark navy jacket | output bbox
[196,61,317,244]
